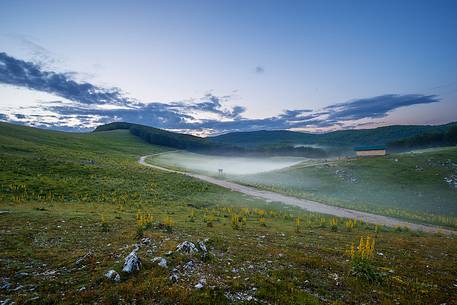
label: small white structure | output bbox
[354,146,386,157]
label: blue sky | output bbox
[0,0,456,135]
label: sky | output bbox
[0,0,456,136]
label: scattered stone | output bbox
[184,260,194,271]
[329,273,340,285]
[198,240,207,253]
[194,278,206,289]
[152,257,167,268]
[176,241,199,254]
[169,268,180,283]
[165,250,173,256]
[122,249,142,273]
[140,237,151,245]
[105,270,120,282]
[444,175,457,189]
[75,251,94,266]
[0,278,11,290]
[225,291,256,302]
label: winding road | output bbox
[139,154,456,235]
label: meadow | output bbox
[149,150,305,175]
[1,122,457,305]
[148,148,457,229]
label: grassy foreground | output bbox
[1,122,457,305]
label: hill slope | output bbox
[1,122,457,304]
[209,122,457,147]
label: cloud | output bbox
[0,52,442,135]
[324,94,440,123]
[255,66,264,74]
[0,52,131,105]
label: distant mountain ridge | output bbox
[209,122,457,147]
[93,122,328,157]
[94,121,457,155]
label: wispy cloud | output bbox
[254,66,264,74]
[0,52,441,135]
[0,52,130,105]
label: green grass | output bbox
[147,148,457,228]
[232,148,457,228]
[1,122,457,305]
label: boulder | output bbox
[176,241,199,254]
[198,240,207,253]
[184,260,195,271]
[104,270,120,282]
[152,256,168,268]
[169,268,179,283]
[194,278,206,289]
[122,249,142,273]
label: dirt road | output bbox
[139,155,456,235]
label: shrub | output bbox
[330,218,338,232]
[295,217,301,233]
[162,216,174,232]
[231,214,240,230]
[348,236,382,283]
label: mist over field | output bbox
[150,151,306,175]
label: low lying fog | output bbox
[152,151,305,175]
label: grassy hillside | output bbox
[1,122,456,305]
[232,147,457,228]
[94,122,328,158]
[94,122,217,152]
[210,122,457,148]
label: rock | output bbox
[0,278,11,290]
[152,257,167,268]
[75,251,93,266]
[169,268,179,283]
[198,240,207,252]
[225,291,256,302]
[176,241,199,254]
[141,237,151,245]
[105,270,121,282]
[184,260,194,271]
[165,250,173,256]
[122,249,142,273]
[170,273,179,283]
[194,279,206,289]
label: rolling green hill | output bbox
[232,147,457,228]
[209,122,457,148]
[94,122,328,157]
[1,122,457,305]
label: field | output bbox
[1,122,457,305]
[149,151,305,175]
[148,149,457,229]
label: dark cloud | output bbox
[324,94,439,123]
[14,113,26,119]
[0,52,130,105]
[255,66,264,74]
[0,53,442,134]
